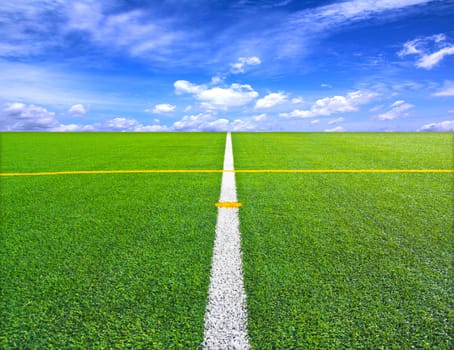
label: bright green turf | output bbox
[232,132,453,169]
[233,133,453,349]
[0,133,225,348]
[0,132,226,172]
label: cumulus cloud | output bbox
[54,124,95,132]
[199,84,258,109]
[171,113,266,132]
[230,56,261,74]
[68,104,87,117]
[280,90,377,118]
[255,92,287,109]
[174,80,204,95]
[105,117,168,132]
[432,81,454,97]
[0,102,60,131]
[0,102,97,131]
[146,103,176,114]
[377,100,414,120]
[174,80,258,110]
[230,118,258,131]
[418,120,454,132]
[398,33,454,69]
[0,102,171,132]
[172,113,229,131]
[0,101,270,132]
[328,117,345,125]
[325,126,345,132]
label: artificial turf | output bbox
[233,132,453,349]
[0,132,226,173]
[232,132,453,170]
[0,133,225,348]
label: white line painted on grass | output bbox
[203,132,250,350]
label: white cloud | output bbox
[175,80,258,110]
[199,84,258,109]
[291,97,304,104]
[230,118,257,131]
[172,113,229,132]
[174,80,205,95]
[252,113,267,122]
[280,90,377,118]
[0,102,96,131]
[377,100,414,120]
[328,117,345,125]
[54,124,96,132]
[0,101,266,132]
[68,104,87,117]
[147,103,176,114]
[432,81,454,97]
[311,119,320,124]
[0,102,59,131]
[210,76,223,85]
[105,117,141,131]
[64,2,188,61]
[230,56,261,74]
[253,0,433,61]
[325,126,345,132]
[104,117,168,132]
[416,46,454,69]
[280,109,314,118]
[369,105,384,112]
[321,83,332,88]
[391,100,406,107]
[255,92,287,109]
[418,120,454,132]
[136,124,169,132]
[171,113,266,132]
[398,33,454,69]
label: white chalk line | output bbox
[202,132,250,349]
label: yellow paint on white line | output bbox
[0,169,452,177]
[215,202,243,208]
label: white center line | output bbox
[202,132,250,350]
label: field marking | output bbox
[215,202,243,208]
[233,169,454,173]
[0,169,452,177]
[203,132,250,350]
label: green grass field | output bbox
[0,133,225,348]
[1,132,453,349]
[0,132,225,172]
[234,132,453,349]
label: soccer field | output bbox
[1,132,453,348]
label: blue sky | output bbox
[0,0,453,132]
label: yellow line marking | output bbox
[0,169,224,177]
[0,169,452,177]
[232,169,454,173]
[215,202,243,208]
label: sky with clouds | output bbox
[0,0,453,132]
